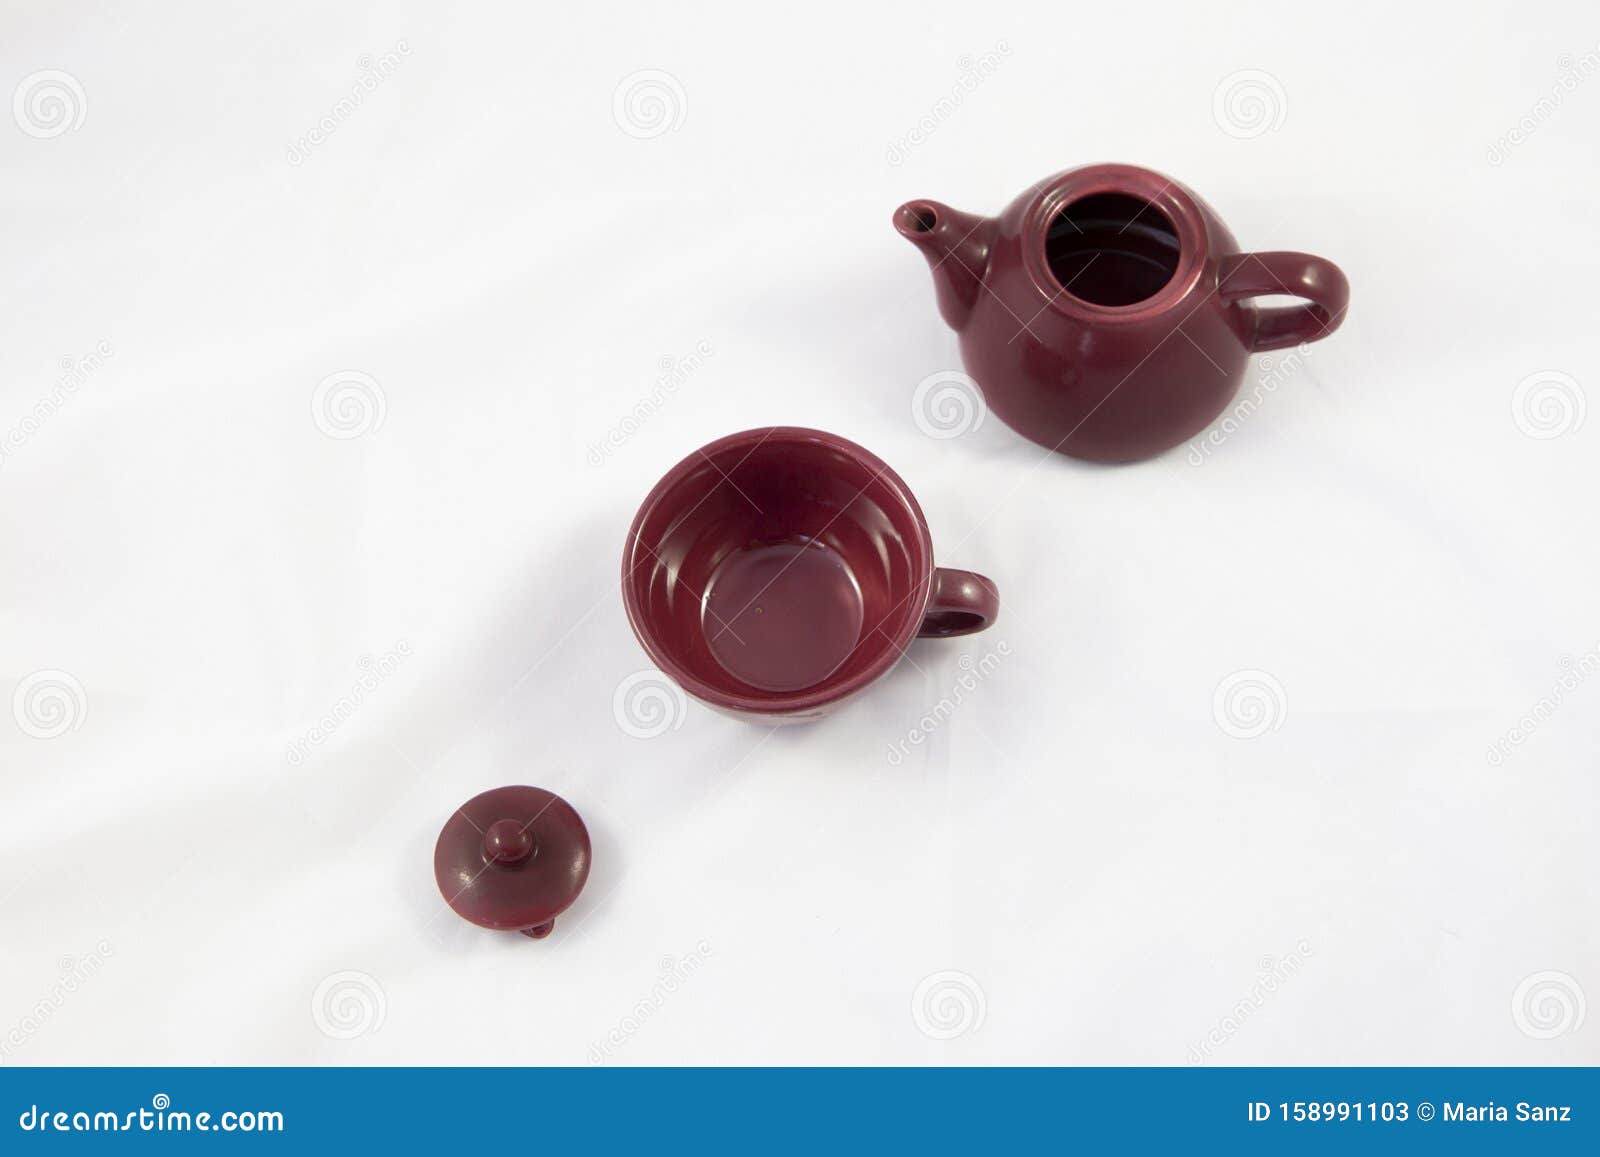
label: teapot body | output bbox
[897,164,1348,463]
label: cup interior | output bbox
[624,431,930,707]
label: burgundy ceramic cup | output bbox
[622,427,999,722]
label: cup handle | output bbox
[1217,251,1350,352]
[918,568,999,638]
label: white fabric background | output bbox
[2,0,1595,1065]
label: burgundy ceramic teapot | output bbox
[896,163,1349,462]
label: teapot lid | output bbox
[434,786,592,939]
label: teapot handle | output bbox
[1218,252,1349,352]
[918,568,999,639]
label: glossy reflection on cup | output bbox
[622,427,999,722]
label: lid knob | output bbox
[482,818,535,864]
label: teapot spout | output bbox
[894,200,996,332]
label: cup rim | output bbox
[621,426,935,716]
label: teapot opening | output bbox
[896,202,939,234]
[1045,192,1181,307]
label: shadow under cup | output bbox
[623,430,936,712]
